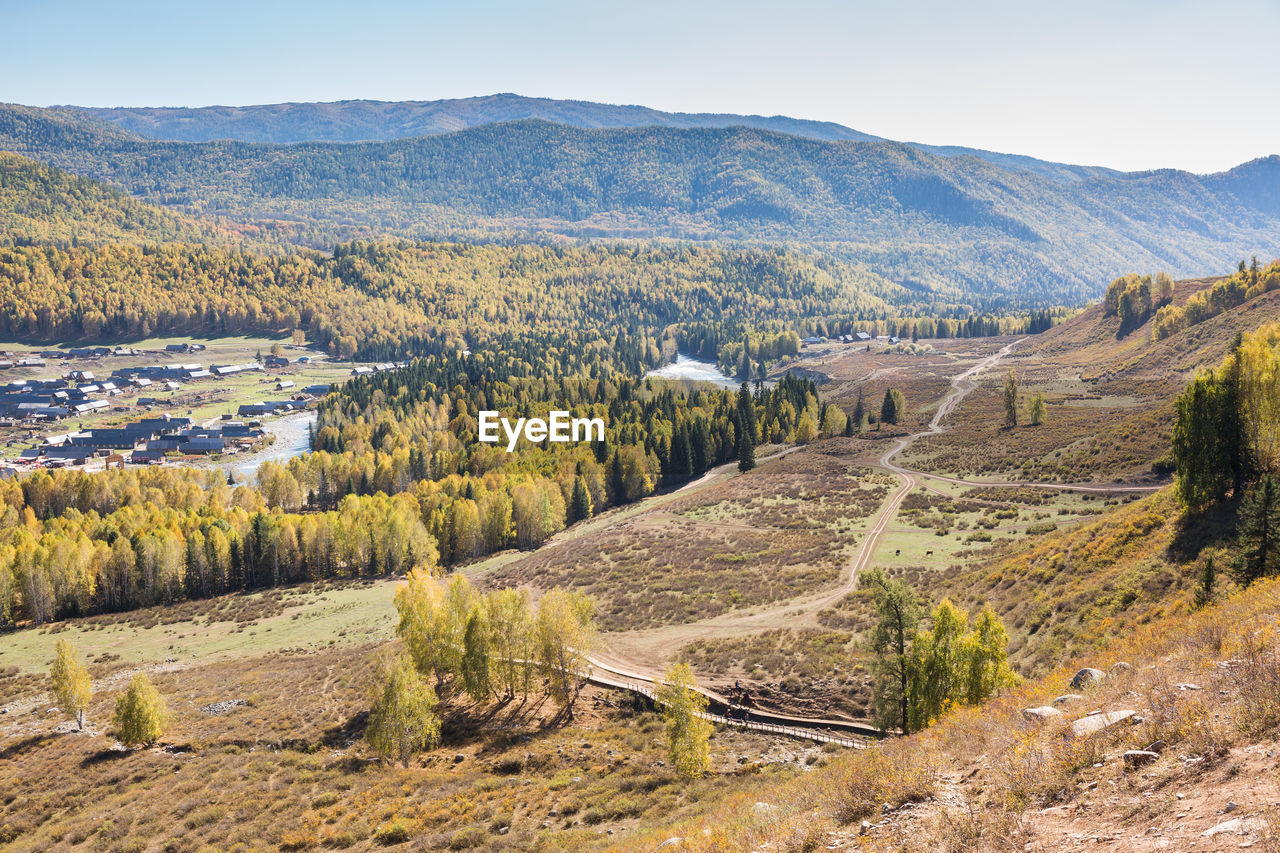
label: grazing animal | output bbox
[926,550,934,556]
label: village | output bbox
[0,339,403,475]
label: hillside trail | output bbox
[589,337,1165,695]
[588,339,1024,687]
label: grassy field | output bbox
[482,440,890,632]
[0,581,398,683]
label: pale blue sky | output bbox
[4,0,1276,172]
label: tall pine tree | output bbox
[1238,476,1280,585]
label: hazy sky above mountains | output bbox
[7,0,1277,173]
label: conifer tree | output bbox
[1003,369,1020,428]
[737,425,755,472]
[569,475,593,523]
[866,569,921,734]
[1194,555,1217,609]
[1238,476,1280,585]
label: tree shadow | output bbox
[320,709,368,747]
[81,747,131,767]
[1168,494,1239,564]
[0,734,51,761]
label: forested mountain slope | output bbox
[0,152,219,246]
[65,93,1116,183]
[3,105,1278,309]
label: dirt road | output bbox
[586,338,1164,732]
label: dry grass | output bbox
[485,442,888,631]
[678,629,871,718]
[619,575,1280,852]
[0,642,806,852]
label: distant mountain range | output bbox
[64,94,1118,184]
[1,96,1277,310]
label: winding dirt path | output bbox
[586,342,1024,704]
[586,339,1166,734]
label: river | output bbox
[644,354,741,388]
[206,411,317,483]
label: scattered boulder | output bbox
[657,838,683,850]
[1225,801,1239,814]
[1123,750,1159,769]
[1176,683,1202,691]
[1052,694,1084,706]
[1069,709,1135,738]
[1070,668,1107,690]
[1110,662,1132,674]
[198,699,247,715]
[1146,740,1167,754]
[1202,817,1265,837]
[1022,706,1064,722]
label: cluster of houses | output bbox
[350,361,406,377]
[19,414,266,466]
[0,377,121,421]
[800,333,902,347]
[0,346,144,370]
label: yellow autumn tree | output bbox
[655,663,713,777]
[113,674,168,748]
[50,638,92,730]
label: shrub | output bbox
[112,674,169,748]
[374,822,411,845]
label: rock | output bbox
[498,826,509,835]
[1225,801,1238,813]
[657,838,683,850]
[882,802,893,815]
[1176,793,1185,800]
[453,753,465,763]
[1202,817,1266,837]
[1146,740,1167,754]
[1176,683,1202,691]
[1022,706,1064,722]
[1070,668,1107,690]
[860,820,872,835]
[1052,694,1084,706]
[1123,750,1159,769]
[1110,662,1132,673]
[198,699,247,715]
[1069,709,1135,738]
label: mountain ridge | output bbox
[62,93,1119,184]
[3,104,1278,309]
